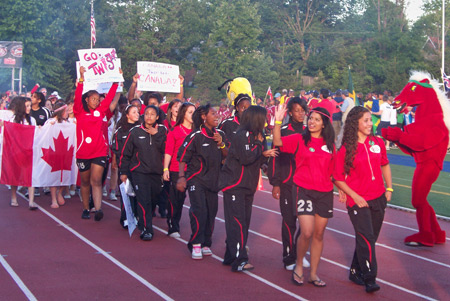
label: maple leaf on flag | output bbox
[41,131,75,182]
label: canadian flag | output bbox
[267,86,273,101]
[0,121,78,187]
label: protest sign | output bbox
[119,181,137,237]
[137,61,180,93]
[77,48,124,83]
[76,61,123,94]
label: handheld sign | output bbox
[77,48,124,83]
[119,181,137,237]
[137,61,180,93]
[76,61,123,94]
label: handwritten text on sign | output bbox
[76,61,124,94]
[77,48,124,83]
[137,61,180,93]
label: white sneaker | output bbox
[303,257,310,268]
[109,192,118,201]
[102,187,107,197]
[285,263,295,271]
[63,194,71,199]
[69,190,76,196]
[202,247,213,256]
[169,232,180,238]
[192,244,203,260]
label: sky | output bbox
[405,0,425,22]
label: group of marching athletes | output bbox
[4,66,392,293]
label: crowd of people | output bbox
[1,70,406,294]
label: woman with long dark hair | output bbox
[176,104,229,259]
[120,105,167,240]
[74,66,119,221]
[112,105,140,227]
[219,105,277,272]
[268,97,310,270]
[163,102,195,238]
[334,106,392,293]
[8,97,38,209]
[30,91,51,126]
[273,105,335,287]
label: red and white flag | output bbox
[267,86,273,100]
[91,7,96,47]
[0,121,78,187]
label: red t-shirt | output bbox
[74,82,118,159]
[163,119,176,130]
[160,103,169,114]
[334,136,389,207]
[308,98,338,120]
[165,124,192,172]
[280,134,335,192]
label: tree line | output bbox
[0,0,448,103]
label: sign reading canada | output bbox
[0,41,23,68]
[77,48,124,83]
[137,61,180,93]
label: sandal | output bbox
[308,278,326,287]
[291,271,303,286]
[10,201,19,207]
[50,203,59,209]
[29,205,38,211]
[232,261,254,272]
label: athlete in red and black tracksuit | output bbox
[267,120,305,268]
[165,124,192,235]
[112,123,137,227]
[119,123,167,240]
[177,126,229,251]
[219,115,240,142]
[219,129,266,271]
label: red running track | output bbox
[0,178,449,300]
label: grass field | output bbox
[387,148,450,218]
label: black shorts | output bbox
[292,185,333,218]
[76,156,108,172]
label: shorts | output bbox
[76,156,108,172]
[376,121,390,136]
[292,185,333,218]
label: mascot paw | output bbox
[404,232,435,247]
[381,127,402,142]
[434,230,446,244]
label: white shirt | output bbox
[380,102,393,122]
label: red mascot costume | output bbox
[382,71,449,247]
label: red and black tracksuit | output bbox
[267,121,305,267]
[165,125,192,235]
[219,115,239,143]
[334,136,389,285]
[219,130,266,271]
[112,123,137,226]
[177,126,228,251]
[119,124,167,236]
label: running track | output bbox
[0,179,449,300]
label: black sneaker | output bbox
[82,209,90,219]
[365,282,380,293]
[349,269,365,286]
[94,209,104,221]
[140,232,153,241]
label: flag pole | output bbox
[90,0,94,49]
[442,0,445,77]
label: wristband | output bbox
[163,168,169,172]
[78,79,84,83]
[220,143,226,149]
[386,187,394,192]
[275,120,282,125]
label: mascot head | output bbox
[218,77,255,107]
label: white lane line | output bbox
[249,196,450,269]
[102,201,308,301]
[0,254,37,301]
[17,193,173,301]
[193,203,438,301]
[256,189,450,237]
